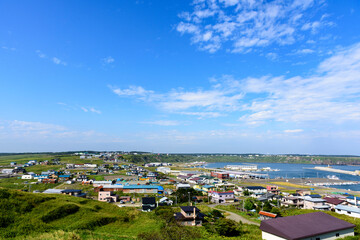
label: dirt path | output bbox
[208,204,260,226]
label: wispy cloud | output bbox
[58,103,101,114]
[2,46,16,51]
[110,42,360,126]
[52,57,67,66]
[284,129,303,133]
[101,56,115,65]
[110,78,243,117]
[142,120,180,126]
[102,56,115,64]
[294,48,315,54]
[176,0,328,53]
[36,50,67,66]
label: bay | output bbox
[205,162,360,192]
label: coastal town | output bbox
[1,152,360,239]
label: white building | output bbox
[156,167,171,174]
[21,175,34,179]
[1,169,13,174]
[335,205,360,218]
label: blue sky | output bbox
[1,0,360,154]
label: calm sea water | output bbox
[205,162,360,192]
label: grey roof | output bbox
[42,189,64,194]
[336,205,360,214]
[260,212,355,240]
[181,206,200,213]
[246,186,266,190]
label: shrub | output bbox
[41,204,80,223]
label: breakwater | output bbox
[313,166,359,176]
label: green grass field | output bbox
[0,188,262,240]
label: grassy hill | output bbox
[0,188,261,240]
[0,188,162,240]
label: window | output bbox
[336,233,340,237]
[347,211,351,214]
[316,238,320,240]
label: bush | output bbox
[41,204,80,223]
[214,218,241,237]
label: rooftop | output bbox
[260,212,355,240]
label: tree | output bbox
[270,207,281,216]
[214,218,241,237]
[263,201,272,212]
[243,190,250,196]
[244,198,255,211]
[172,188,200,204]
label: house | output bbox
[281,196,304,208]
[257,193,281,202]
[159,197,173,206]
[210,172,229,179]
[176,183,191,190]
[303,196,330,210]
[323,197,345,210]
[142,197,157,211]
[13,167,26,174]
[346,195,360,206]
[201,185,216,192]
[42,178,58,184]
[266,185,279,194]
[98,191,118,202]
[174,206,205,226]
[62,189,86,198]
[209,191,235,203]
[122,185,164,194]
[119,196,131,202]
[1,169,13,174]
[335,205,360,218]
[21,174,34,180]
[259,211,277,220]
[10,162,16,166]
[260,212,355,240]
[43,189,64,194]
[244,186,267,196]
[77,174,88,182]
[296,189,311,196]
[58,175,71,181]
[66,164,75,169]
[157,167,171,174]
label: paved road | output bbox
[208,204,260,226]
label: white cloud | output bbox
[58,103,101,114]
[2,46,16,51]
[240,42,360,124]
[110,42,360,126]
[102,56,115,64]
[177,0,327,53]
[52,57,67,66]
[142,120,180,126]
[284,129,303,133]
[295,48,315,54]
[36,50,67,66]
[81,107,101,114]
[36,50,46,58]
